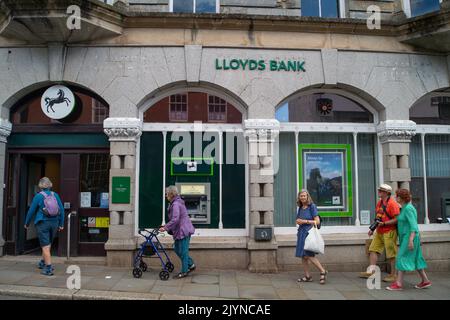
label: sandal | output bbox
[319,270,328,285]
[297,275,313,282]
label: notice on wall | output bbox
[111,177,131,204]
[360,210,371,225]
[80,192,91,208]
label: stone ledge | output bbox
[136,236,248,249]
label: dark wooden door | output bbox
[58,153,80,257]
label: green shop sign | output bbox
[111,176,131,204]
[215,58,306,72]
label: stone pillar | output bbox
[103,118,142,267]
[377,120,416,192]
[0,119,12,256]
[244,119,280,273]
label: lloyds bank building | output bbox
[0,0,449,272]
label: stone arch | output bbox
[409,86,450,109]
[274,83,386,123]
[1,80,109,119]
[409,86,450,125]
[137,81,249,120]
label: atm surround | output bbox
[176,182,211,224]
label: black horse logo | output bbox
[44,89,71,113]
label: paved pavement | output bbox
[0,256,449,300]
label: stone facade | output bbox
[0,0,449,270]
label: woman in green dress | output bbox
[386,189,431,291]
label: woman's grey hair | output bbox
[165,185,178,196]
[38,177,53,189]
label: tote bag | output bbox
[304,225,325,254]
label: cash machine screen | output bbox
[182,195,208,224]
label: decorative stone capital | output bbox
[103,117,142,142]
[0,118,12,143]
[244,119,280,143]
[377,120,416,143]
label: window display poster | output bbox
[299,143,353,218]
[100,193,109,208]
[80,192,91,208]
[304,151,344,208]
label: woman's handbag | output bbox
[304,224,325,254]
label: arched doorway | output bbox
[4,85,110,256]
[138,88,248,235]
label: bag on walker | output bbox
[304,224,325,254]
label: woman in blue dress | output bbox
[296,189,328,284]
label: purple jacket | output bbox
[164,196,195,240]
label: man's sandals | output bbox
[319,270,328,284]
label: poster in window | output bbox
[304,151,345,209]
[299,144,353,218]
[80,192,91,208]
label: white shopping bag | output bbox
[304,225,325,254]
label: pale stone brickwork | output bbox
[104,118,143,266]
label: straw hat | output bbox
[378,184,392,193]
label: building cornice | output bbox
[377,120,417,143]
[0,0,448,52]
[103,117,142,142]
[0,118,12,143]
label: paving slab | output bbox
[219,285,240,299]
[275,287,309,300]
[219,272,238,286]
[236,274,273,286]
[150,284,182,295]
[180,283,220,297]
[0,270,32,285]
[304,289,346,300]
[111,278,156,293]
[191,274,220,285]
[238,285,279,299]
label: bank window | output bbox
[208,95,227,122]
[410,95,450,125]
[301,0,340,18]
[169,94,188,121]
[92,99,109,124]
[80,154,110,208]
[171,0,219,13]
[276,93,373,123]
[410,0,441,17]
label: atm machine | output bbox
[176,182,211,224]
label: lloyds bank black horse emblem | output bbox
[44,89,71,113]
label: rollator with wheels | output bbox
[132,228,174,280]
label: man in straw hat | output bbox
[360,184,400,283]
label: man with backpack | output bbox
[24,177,65,276]
[359,184,400,283]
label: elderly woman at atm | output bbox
[24,177,64,276]
[159,185,196,279]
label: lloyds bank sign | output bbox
[215,58,306,72]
